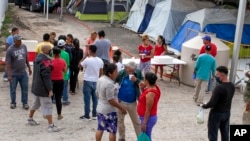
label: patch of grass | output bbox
[0,5,14,39]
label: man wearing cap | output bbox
[3,27,19,82]
[200,35,217,93]
[5,34,32,109]
[115,61,143,141]
[193,45,216,106]
[199,35,217,57]
[57,39,70,105]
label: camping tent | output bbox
[137,3,154,33]
[124,0,163,32]
[75,0,130,21]
[143,0,215,42]
[171,8,250,52]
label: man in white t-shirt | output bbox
[80,45,104,120]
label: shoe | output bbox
[71,92,76,95]
[3,78,8,82]
[79,115,91,121]
[92,116,97,120]
[48,125,61,132]
[119,139,126,141]
[23,104,29,110]
[58,115,63,120]
[26,119,40,126]
[62,101,70,105]
[196,102,203,107]
[10,104,16,109]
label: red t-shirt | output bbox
[51,58,66,80]
[154,44,166,56]
[137,85,161,117]
[138,44,153,62]
[199,43,217,57]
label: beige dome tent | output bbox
[180,33,230,86]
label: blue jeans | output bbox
[139,115,157,141]
[208,111,230,141]
[9,73,28,105]
[139,61,151,75]
[207,75,212,92]
[3,66,7,78]
[3,71,7,78]
[82,80,97,117]
[62,80,69,102]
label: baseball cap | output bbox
[13,35,22,41]
[57,39,65,47]
[205,45,211,51]
[202,35,211,41]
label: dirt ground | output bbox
[0,4,246,141]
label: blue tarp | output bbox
[171,21,200,52]
[204,24,236,43]
[204,24,250,44]
[137,4,154,33]
[171,20,250,52]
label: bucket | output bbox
[28,52,36,62]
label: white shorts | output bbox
[30,95,53,116]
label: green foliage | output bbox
[0,5,14,38]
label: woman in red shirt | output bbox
[51,47,67,120]
[154,35,167,80]
[137,72,161,140]
[138,35,154,75]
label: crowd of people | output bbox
[3,26,250,140]
[3,28,162,140]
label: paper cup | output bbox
[129,74,133,80]
[141,54,146,59]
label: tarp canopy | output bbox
[171,8,250,52]
[143,0,215,42]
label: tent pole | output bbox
[43,0,46,14]
[229,0,247,83]
[60,0,63,21]
[110,0,115,25]
[46,0,49,21]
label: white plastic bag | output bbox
[196,108,204,125]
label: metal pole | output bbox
[44,0,46,14]
[229,0,247,83]
[60,0,63,21]
[110,0,115,25]
[46,0,49,21]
